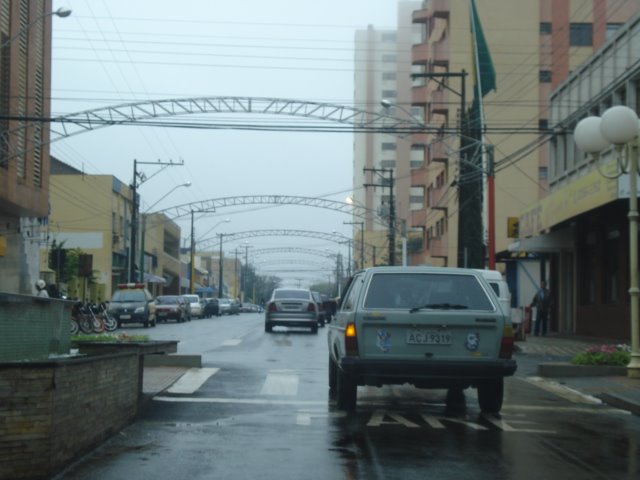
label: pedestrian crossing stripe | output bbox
[166,368,220,394]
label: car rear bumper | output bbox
[338,357,517,388]
[266,312,316,327]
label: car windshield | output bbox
[363,273,494,311]
[274,289,310,300]
[156,296,178,304]
[183,295,199,303]
[112,290,146,302]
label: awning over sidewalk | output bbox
[508,229,574,253]
[143,272,166,284]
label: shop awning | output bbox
[143,272,166,284]
[508,229,574,253]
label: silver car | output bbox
[264,288,319,334]
[327,266,517,413]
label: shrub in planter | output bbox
[571,344,631,366]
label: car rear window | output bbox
[274,289,310,300]
[363,273,494,311]
[112,290,146,302]
[156,296,178,304]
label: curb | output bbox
[144,354,202,368]
[537,362,627,377]
[598,393,640,415]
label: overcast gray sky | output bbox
[49,0,403,286]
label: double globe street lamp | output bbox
[574,105,640,378]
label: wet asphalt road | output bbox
[56,313,640,480]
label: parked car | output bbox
[327,266,517,413]
[218,298,231,315]
[182,294,203,319]
[240,303,260,313]
[229,298,241,315]
[311,291,327,327]
[264,288,318,334]
[203,297,220,317]
[155,295,188,323]
[108,283,157,328]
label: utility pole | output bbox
[190,208,216,294]
[129,159,184,283]
[364,167,396,266]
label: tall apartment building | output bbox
[353,0,639,274]
[352,1,422,267]
[0,0,54,294]
[408,0,640,273]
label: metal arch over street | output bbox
[1,96,425,163]
[251,247,341,259]
[196,229,353,252]
[157,194,387,228]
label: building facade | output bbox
[520,11,640,340]
[0,0,53,294]
[352,1,422,267]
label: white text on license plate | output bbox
[406,330,452,345]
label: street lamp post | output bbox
[344,221,364,269]
[574,105,640,378]
[218,233,225,299]
[190,215,229,294]
[1,7,72,50]
[139,182,191,283]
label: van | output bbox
[475,269,511,321]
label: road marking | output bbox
[519,376,603,405]
[166,368,219,394]
[260,370,299,396]
[221,339,242,346]
[296,409,347,425]
[154,396,327,406]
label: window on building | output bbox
[605,229,620,303]
[539,119,549,131]
[581,232,598,305]
[410,160,424,169]
[381,142,397,151]
[540,22,552,34]
[606,23,622,40]
[539,166,548,180]
[570,23,593,47]
[382,72,396,81]
[382,54,397,63]
[381,33,397,42]
[382,89,397,99]
[539,70,552,83]
[380,160,396,169]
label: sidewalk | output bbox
[516,333,640,415]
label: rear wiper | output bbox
[409,303,468,313]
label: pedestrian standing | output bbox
[35,279,49,298]
[529,279,552,336]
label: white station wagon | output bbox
[327,266,517,413]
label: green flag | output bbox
[470,0,496,99]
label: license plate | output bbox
[120,314,131,320]
[158,312,167,316]
[406,329,452,345]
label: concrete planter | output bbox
[538,362,627,377]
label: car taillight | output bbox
[268,302,277,313]
[499,325,514,359]
[345,322,359,356]
[307,302,316,312]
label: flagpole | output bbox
[469,0,494,269]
